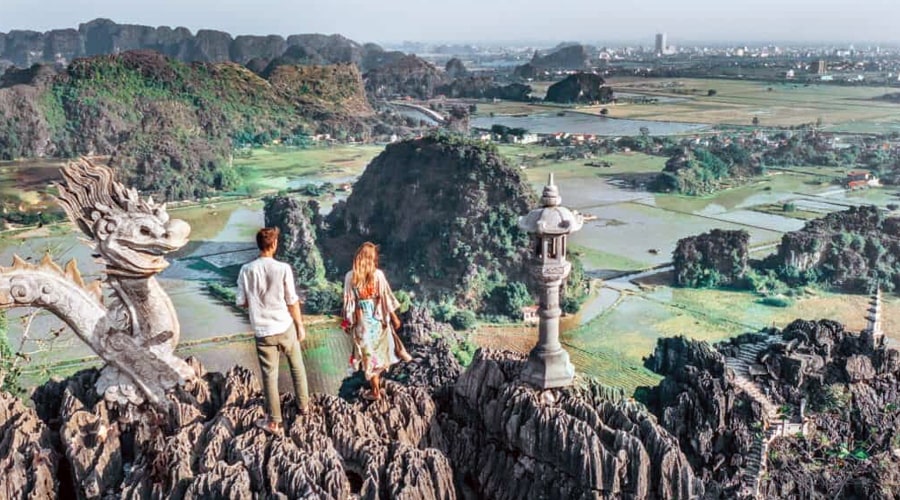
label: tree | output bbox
[707,89,717,97]
[304,282,343,314]
[491,281,532,320]
[450,310,477,331]
[752,116,760,126]
[599,108,609,115]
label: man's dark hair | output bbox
[256,227,280,252]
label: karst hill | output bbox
[0,50,378,199]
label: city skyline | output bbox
[1,0,898,45]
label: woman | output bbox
[342,242,412,400]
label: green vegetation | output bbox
[304,282,343,315]
[1,52,374,201]
[206,282,238,307]
[0,312,23,398]
[607,77,900,129]
[232,145,383,194]
[446,334,479,366]
[324,134,535,316]
[654,144,761,195]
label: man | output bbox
[236,227,309,435]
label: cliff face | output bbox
[0,51,375,199]
[322,135,536,309]
[0,18,399,71]
[445,350,698,499]
[673,229,750,288]
[644,336,761,495]
[544,72,613,104]
[770,205,900,291]
[363,54,447,99]
[2,315,700,499]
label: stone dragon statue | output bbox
[0,158,195,408]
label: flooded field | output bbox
[3,141,899,394]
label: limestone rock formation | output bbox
[769,205,900,291]
[643,336,761,496]
[645,319,900,498]
[514,44,593,79]
[673,229,750,287]
[444,58,469,79]
[436,77,533,101]
[264,196,326,287]
[0,390,58,498]
[363,54,447,99]
[0,19,405,70]
[0,51,379,198]
[444,349,698,499]
[1,320,701,499]
[544,72,613,104]
[322,135,536,309]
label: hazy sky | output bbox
[1,0,897,44]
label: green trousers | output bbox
[255,328,309,422]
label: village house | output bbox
[845,170,880,189]
[521,305,539,326]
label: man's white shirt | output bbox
[236,257,300,337]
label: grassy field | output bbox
[471,322,662,394]
[232,144,384,193]
[582,77,900,129]
[571,244,649,272]
[561,282,900,396]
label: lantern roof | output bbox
[518,174,584,235]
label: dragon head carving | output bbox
[56,158,191,277]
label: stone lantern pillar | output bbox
[518,173,583,389]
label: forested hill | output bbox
[322,135,539,311]
[0,50,379,199]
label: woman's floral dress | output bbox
[342,269,400,380]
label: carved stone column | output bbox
[518,174,582,389]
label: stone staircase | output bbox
[723,337,789,499]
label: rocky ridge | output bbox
[0,18,403,72]
[363,54,447,100]
[514,44,593,79]
[770,205,900,291]
[1,309,699,499]
[644,318,900,498]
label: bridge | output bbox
[390,102,447,124]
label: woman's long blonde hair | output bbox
[352,242,379,290]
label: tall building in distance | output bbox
[655,33,667,55]
[814,60,827,74]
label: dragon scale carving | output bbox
[0,158,196,407]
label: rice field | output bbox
[591,77,900,129]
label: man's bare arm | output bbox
[289,301,306,342]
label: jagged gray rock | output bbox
[4,336,702,500]
[0,390,58,498]
[445,349,698,499]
